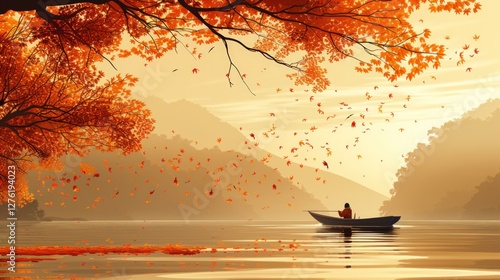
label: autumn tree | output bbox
[0,0,481,92]
[0,0,480,205]
[0,16,154,205]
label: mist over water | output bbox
[2,220,500,279]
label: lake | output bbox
[1,219,500,279]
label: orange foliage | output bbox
[1,0,480,91]
[0,0,480,204]
[0,244,204,256]
[0,14,154,205]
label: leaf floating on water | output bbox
[1,245,205,257]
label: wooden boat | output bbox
[308,211,400,228]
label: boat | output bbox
[308,211,400,228]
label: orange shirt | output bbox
[338,208,352,219]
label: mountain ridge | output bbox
[380,98,500,219]
[145,96,387,217]
[25,97,388,220]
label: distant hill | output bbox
[463,171,500,219]
[380,98,500,219]
[26,97,386,220]
[146,97,387,217]
[28,133,326,220]
[264,156,387,217]
[146,98,248,151]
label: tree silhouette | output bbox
[0,199,45,220]
[380,106,500,219]
[463,172,500,219]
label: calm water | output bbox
[1,219,500,279]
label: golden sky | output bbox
[104,1,500,196]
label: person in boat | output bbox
[338,203,352,219]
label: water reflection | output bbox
[3,221,500,279]
[307,225,404,271]
[315,225,399,236]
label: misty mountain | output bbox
[27,97,386,220]
[463,171,500,219]
[146,97,387,217]
[28,133,325,220]
[146,98,248,152]
[380,98,500,219]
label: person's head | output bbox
[344,203,350,208]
